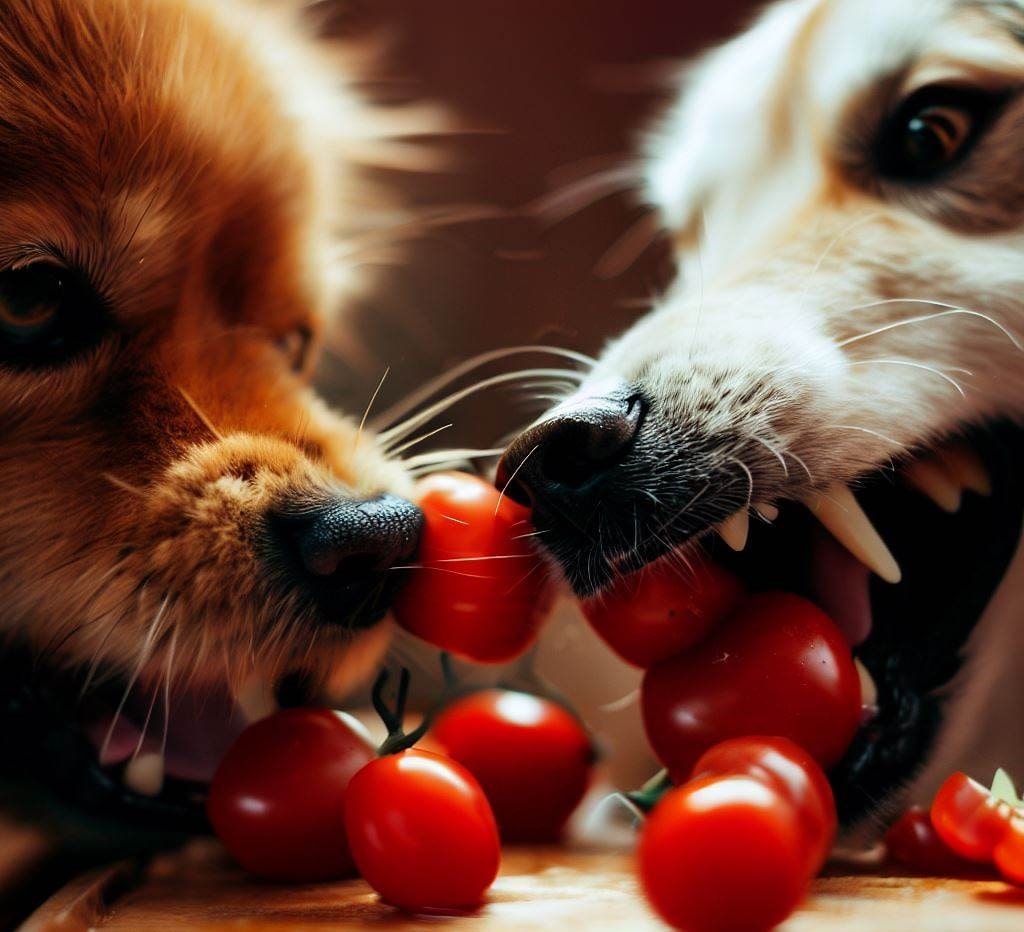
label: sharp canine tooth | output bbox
[236,674,277,723]
[855,658,878,709]
[939,445,992,496]
[754,502,779,521]
[904,460,962,513]
[810,484,902,584]
[124,752,164,797]
[717,510,750,551]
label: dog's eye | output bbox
[0,263,109,368]
[877,86,1006,182]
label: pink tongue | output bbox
[85,681,249,783]
[810,524,873,647]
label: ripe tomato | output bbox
[344,749,501,911]
[994,817,1024,885]
[638,775,810,932]
[641,593,861,782]
[393,472,550,663]
[691,736,836,874]
[931,772,1015,863]
[207,709,374,881]
[431,689,593,843]
[886,806,977,875]
[582,559,744,668]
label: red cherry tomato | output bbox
[431,689,593,843]
[638,775,810,932]
[207,709,374,881]
[994,816,1024,885]
[885,806,977,875]
[393,472,549,663]
[691,736,837,874]
[642,593,861,782]
[344,749,501,911]
[582,559,744,668]
[931,772,1015,863]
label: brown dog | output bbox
[0,0,425,836]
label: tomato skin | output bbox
[582,559,744,668]
[886,807,977,875]
[344,749,501,911]
[931,772,1015,863]
[431,690,593,843]
[638,775,810,932]
[393,473,549,663]
[994,817,1024,885]
[207,709,374,882]
[642,593,861,782]
[691,736,837,874]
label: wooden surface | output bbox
[18,842,1024,932]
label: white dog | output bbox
[500,0,1024,832]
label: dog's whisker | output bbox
[384,422,454,458]
[101,472,146,499]
[176,386,224,442]
[494,443,539,515]
[379,368,587,447]
[370,346,594,433]
[355,366,390,450]
[402,447,504,469]
[847,358,970,398]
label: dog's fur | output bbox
[535,0,1024,820]
[0,0,414,712]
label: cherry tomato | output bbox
[691,736,837,874]
[994,816,1024,885]
[931,772,1015,863]
[642,593,861,782]
[638,775,810,932]
[886,806,977,875]
[431,689,593,843]
[207,709,374,881]
[344,749,501,911]
[582,559,744,668]
[393,472,549,663]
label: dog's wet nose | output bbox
[268,493,423,623]
[497,381,644,508]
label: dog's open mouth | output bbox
[674,422,1024,825]
[0,651,324,839]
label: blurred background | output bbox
[320,0,756,446]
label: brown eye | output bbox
[876,86,1006,182]
[0,262,110,368]
[902,105,972,170]
[278,324,313,373]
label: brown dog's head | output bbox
[0,0,422,828]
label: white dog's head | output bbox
[500,0,1024,827]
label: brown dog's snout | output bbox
[497,380,644,510]
[267,493,423,625]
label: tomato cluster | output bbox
[208,684,594,910]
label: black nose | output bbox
[267,493,423,626]
[497,381,644,509]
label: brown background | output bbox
[320,0,756,449]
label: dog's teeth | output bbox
[124,752,165,797]
[235,674,277,723]
[939,445,992,496]
[854,658,878,710]
[904,460,962,513]
[717,509,750,551]
[809,484,901,584]
[754,502,779,521]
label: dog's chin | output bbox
[0,609,391,847]
[545,420,1024,826]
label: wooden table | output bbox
[19,842,1024,931]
